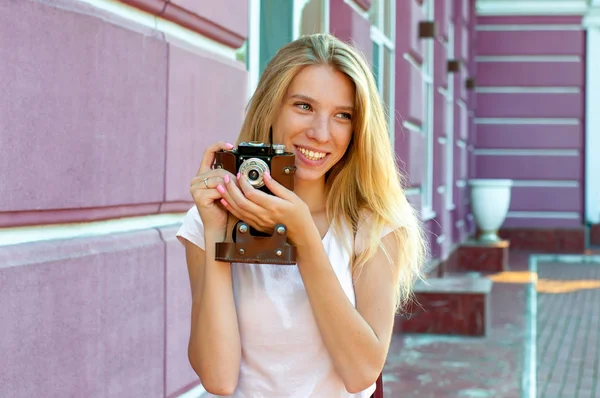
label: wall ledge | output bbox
[117,0,245,48]
[476,0,588,16]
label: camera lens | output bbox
[248,170,259,181]
[239,158,269,188]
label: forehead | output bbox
[286,65,355,106]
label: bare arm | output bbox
[183,234,241,395]
[295,224,399,393]
[182,141,242,394]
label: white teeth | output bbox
[298,146,326,161]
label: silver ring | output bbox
[203,177,209,188]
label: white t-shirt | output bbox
[176,205,387,398]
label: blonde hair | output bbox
[236,33,428,311]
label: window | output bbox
[295,0,329,39]
[246,0,329,97]
[369,0,396,147]
[421,0,435,220]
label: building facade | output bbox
[0,0,598,396]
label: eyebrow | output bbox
[289,94,354,112]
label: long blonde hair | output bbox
[236,33,427,311]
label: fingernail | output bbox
[217,185,225,194]
[220,198,229,207]
[237,172,241,180]
[226,143,234,149]
[224,174,230,184]
[264,171,271,180]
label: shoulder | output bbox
[176,205,206,250]
[354,209,396,254]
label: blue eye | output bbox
[295,102,311,111]
[339,113,352,120]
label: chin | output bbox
[294,168,327,183]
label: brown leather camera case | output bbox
[213,147,297,265]
[215,222,297,265]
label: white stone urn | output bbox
[468,179,513,242]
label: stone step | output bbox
[589,224,600,246]
[397,275,493,337]
[443,239,510,274]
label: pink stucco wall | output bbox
[395,0,476,259]
[0,0,247,397]
[1,230,166,397]
[473,15,586,228]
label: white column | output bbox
[247,0,261,98]
[584,5,600,224]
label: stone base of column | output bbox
[397,276,493,337]
[499,228,585,253]
[590,223,600,246]
[443,240,510,274]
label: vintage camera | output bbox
[214,141,296,195]
[213,142,297,265]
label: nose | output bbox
[306,114,330,143]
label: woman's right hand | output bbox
[190,141,237,238]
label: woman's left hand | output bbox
[216,171,313,245]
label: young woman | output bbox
[177,33,427,397]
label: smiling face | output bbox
[271,64,355,183]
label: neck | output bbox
[294,177,327,214]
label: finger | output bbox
[219,198,243,221]
[237,172,279,207]
[191,175,220,190]
[191,187,223,207]
[196,141,235,175]
[219,198,271,234]
[201,189,223,202]
[223,174,265,220]
[191,169,237,190]
[218,183,266,232]
[261,171,295,201]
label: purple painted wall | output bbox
[473,15,586,228]
[0,0,245,228]
[0,0,247,397]
[0,231,165,397]
[329,0,373,59]
[0,0,168,226]
[393,0,476,262]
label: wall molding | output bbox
[474,118,580,125]
[343,0,369,19]
[158,1,245,48]
[473,148,579,156]
[353,0,372,11]
[475,86,581,94]
[476,0,588,16]
[507,211,580,219]
[583,5,600,27]
[475,55,581,62]
[0,201,193,229]
[0,213,186,247]
[475,24,582,31]
[510,180,580,188]
[73,0,243,59]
